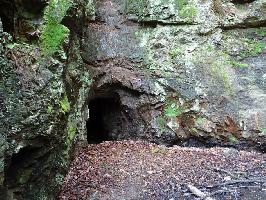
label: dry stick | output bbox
[207,178,266,188]
[207,166,234,177]
[187,184,216,200]
[209,189,227,196]
[207,166,245,179]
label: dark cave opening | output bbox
[231,0,255,4]
[86,95,123,144]
[0,1,15,34]
[4,146,42,190]
[0,14,14,34]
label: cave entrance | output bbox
[86,94,123,144]
[231,0,255,4]
[0,1,15,34]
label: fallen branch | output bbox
[209,189,229,197]
[187,184,216,200]
[207,167,237,178]
[207,178,266,188]
[206,166,248,179]
[207,166,234,177]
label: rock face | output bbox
[0,0,265,199]
[81,0,266,148]
[0,0,93,199]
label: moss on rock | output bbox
[41,0,73,55]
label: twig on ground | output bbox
[209,189,229,197]
[207,178,266,188]
[207,166,235,177]
[187,184,216,200]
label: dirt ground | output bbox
[59,140,266,200]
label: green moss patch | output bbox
[156,117,167,132]
[41,0,72,55]
[241,39,265,57]
[179,5,197,19]
[230,60,249,68]
[164,101,182,117]
[60,94,70,113]
[41,21,69,56]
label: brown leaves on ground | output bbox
[59,140,266,200]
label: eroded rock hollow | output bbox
[86,84,141,143]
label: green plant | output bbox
[191,127,198,133]
[41,23,69,55]
[255,29,266,37]
[196,117,204,125]
[241,39,265,58]
[230,60,249,68]
[247,28,266,37]
[156,117,167,132]
[179,5,197,19]
[67,119,77,142]
[47,105,54,114]
[164,101,182,117]
[60,94,70,113]
[66,115,78,145]
[41,0,72,55]
[175,0,197,19]
[44,0,72,22]
[260,128,266,135]
[229,134,238,143]
[6,43,19,49]
[169,47,182,58]
[234,4,246,10]
[176,0,188,10]
[247,40,265,56]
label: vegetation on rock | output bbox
[60,94,71,113]
[41,0,72,55]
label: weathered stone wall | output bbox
[81,0,266,148]
[0,0,95,199]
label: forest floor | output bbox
[59,140,266,200]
